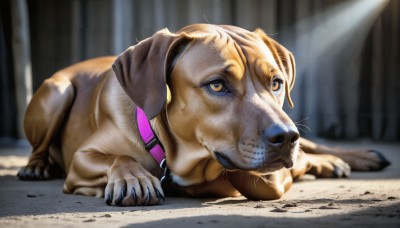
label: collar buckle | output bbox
[144,136,161,151]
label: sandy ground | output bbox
[0,139,399,228]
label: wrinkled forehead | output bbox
[184,26,278,73]
[173,31,281,87]
[176,36,246,80]
[225,29,277,67]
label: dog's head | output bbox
[113,24,299,175]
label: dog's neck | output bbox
[149,110,225,187]
[149,111,174,164]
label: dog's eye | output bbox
[209,80,227,93]
[271,78,283,93]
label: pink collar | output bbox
[136,107,165,164]
[137,107,171,188]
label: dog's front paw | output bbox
[104,175,165,206]
[104,159,165,206]
[306,154,351,178]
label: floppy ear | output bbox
[112,29,192,119]
[254,29,296,108]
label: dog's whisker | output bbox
[293,117,310,124]
[297,127,311,134]
[203,14,210,24]
[253,175,262,189]
[297,129,307,134]
[295,124,311,132]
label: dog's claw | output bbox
[369,150,391,170]
[344,163,351,177]
[131,188,137,204]
[104,182,114,205]
[105,193,112,205]
[333,167,341,178]
[146,186,152,206]
[156,189,165,202]
[115,188,126,206]
[333,164,350,178]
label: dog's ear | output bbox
[254,29,296,108]
[112,29,192,119]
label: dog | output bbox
[18,24,390,206]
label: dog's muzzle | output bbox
[214,124,300,172]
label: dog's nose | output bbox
[263,124,299,146]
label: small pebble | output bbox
[83,219,96,223]
[319,205,339,209]
[283,203,297,208]
[270,208,288,212]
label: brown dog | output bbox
[18,24,390,206]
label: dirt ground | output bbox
[0,139,399,227]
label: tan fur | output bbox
[19,24,388,206]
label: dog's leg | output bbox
[63,121,165,206]
[300,137,390,171]
[18,76,73,180]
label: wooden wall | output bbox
[1,0,399,141]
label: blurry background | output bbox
[0,0,399,143]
